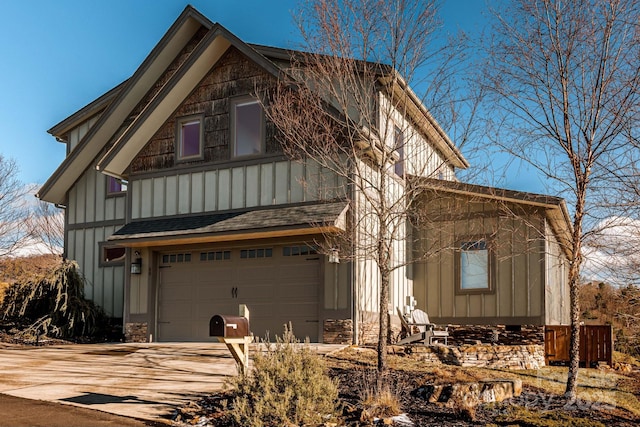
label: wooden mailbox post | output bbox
[210,305,251,374]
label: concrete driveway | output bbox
[0,342,344,422]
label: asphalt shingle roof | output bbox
[109,201,348,242]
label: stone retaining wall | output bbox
[406,344,545,370]
[445,324,544,346]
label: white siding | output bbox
[378,93,454,180]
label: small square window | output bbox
[232,98,263,157]
[177,116,203,160]
[107,176,127,195]
[99,243,125,267]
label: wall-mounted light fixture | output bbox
[328,248,340,264]
[131,251,142,274]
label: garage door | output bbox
[157,245,320,342]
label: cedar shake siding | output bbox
[130,47,280,174]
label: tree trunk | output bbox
[565,192,585,400]
[565,264,581,400]
[377,267,389,373]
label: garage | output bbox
[156,244,321,342]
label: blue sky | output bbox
[0,1,521,191]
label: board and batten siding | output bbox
[67,225,125,317]
[413,195,546,325]
[63,116,127,318]
[67,115,100,154]
[379,93,455,180]
[545,220,569,324]
[130,160,343,219]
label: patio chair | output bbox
[397,307,449,345]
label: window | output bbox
[283,245,318,256]
[200,250,231,261]
[177,116,203,160]
[240,248,273,259]
[161,253,192,264]
[394,126,404,177]
[99,243,125,266]
[107,176,127,195]
[456,237,494,293]
[232,98,263,157]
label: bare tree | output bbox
[481,0,640,399]
[27,200,64,256]
[263,0,473,377]
[0,155,32,257]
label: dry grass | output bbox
[327,346,640,417]
[0,282,9,305]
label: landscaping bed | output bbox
[173,346,640,427]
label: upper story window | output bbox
[107,176,127,195]
[177,115,203,161]
[394,126,405,177]
[232,97,263,157]
[456,237,494,294]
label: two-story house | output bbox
[37,6,570,344]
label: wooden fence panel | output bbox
[544,325,612,367]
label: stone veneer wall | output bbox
[323,319,353,344]
[444,325,544,346]
[125,322,148,343]
[406,344,545,370]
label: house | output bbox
[37,6,570,344]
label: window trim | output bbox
[175,114,204,162]
[106,176,127,197]
[230,96,264,158]
[455,235,495,295]
[394,125,405,177]
[99,242,126,267]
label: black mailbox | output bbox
[210,314,250,338]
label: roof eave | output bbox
[37,5,213,204]
[381,73,469,170]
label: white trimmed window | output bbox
[456,237,494,293]
[232,97,263,157]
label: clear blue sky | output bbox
[1,1,523,191]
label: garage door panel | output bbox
[158,245,320,342]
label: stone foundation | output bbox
[405,344,545,370]
[125,322,148,343]
[323,319,353,344]
[445,324,544,346]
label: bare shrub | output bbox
[0,260,107,340]
[227,324,340,427]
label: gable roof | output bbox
[38,6,214,204]
[39,5,470,205]
[96,27,283,179]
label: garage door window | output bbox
[162,253,192,264]
[200,250,231,261]
[240,248,273,259]
[283,245,318,256]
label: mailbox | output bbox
[210,314,250,338]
